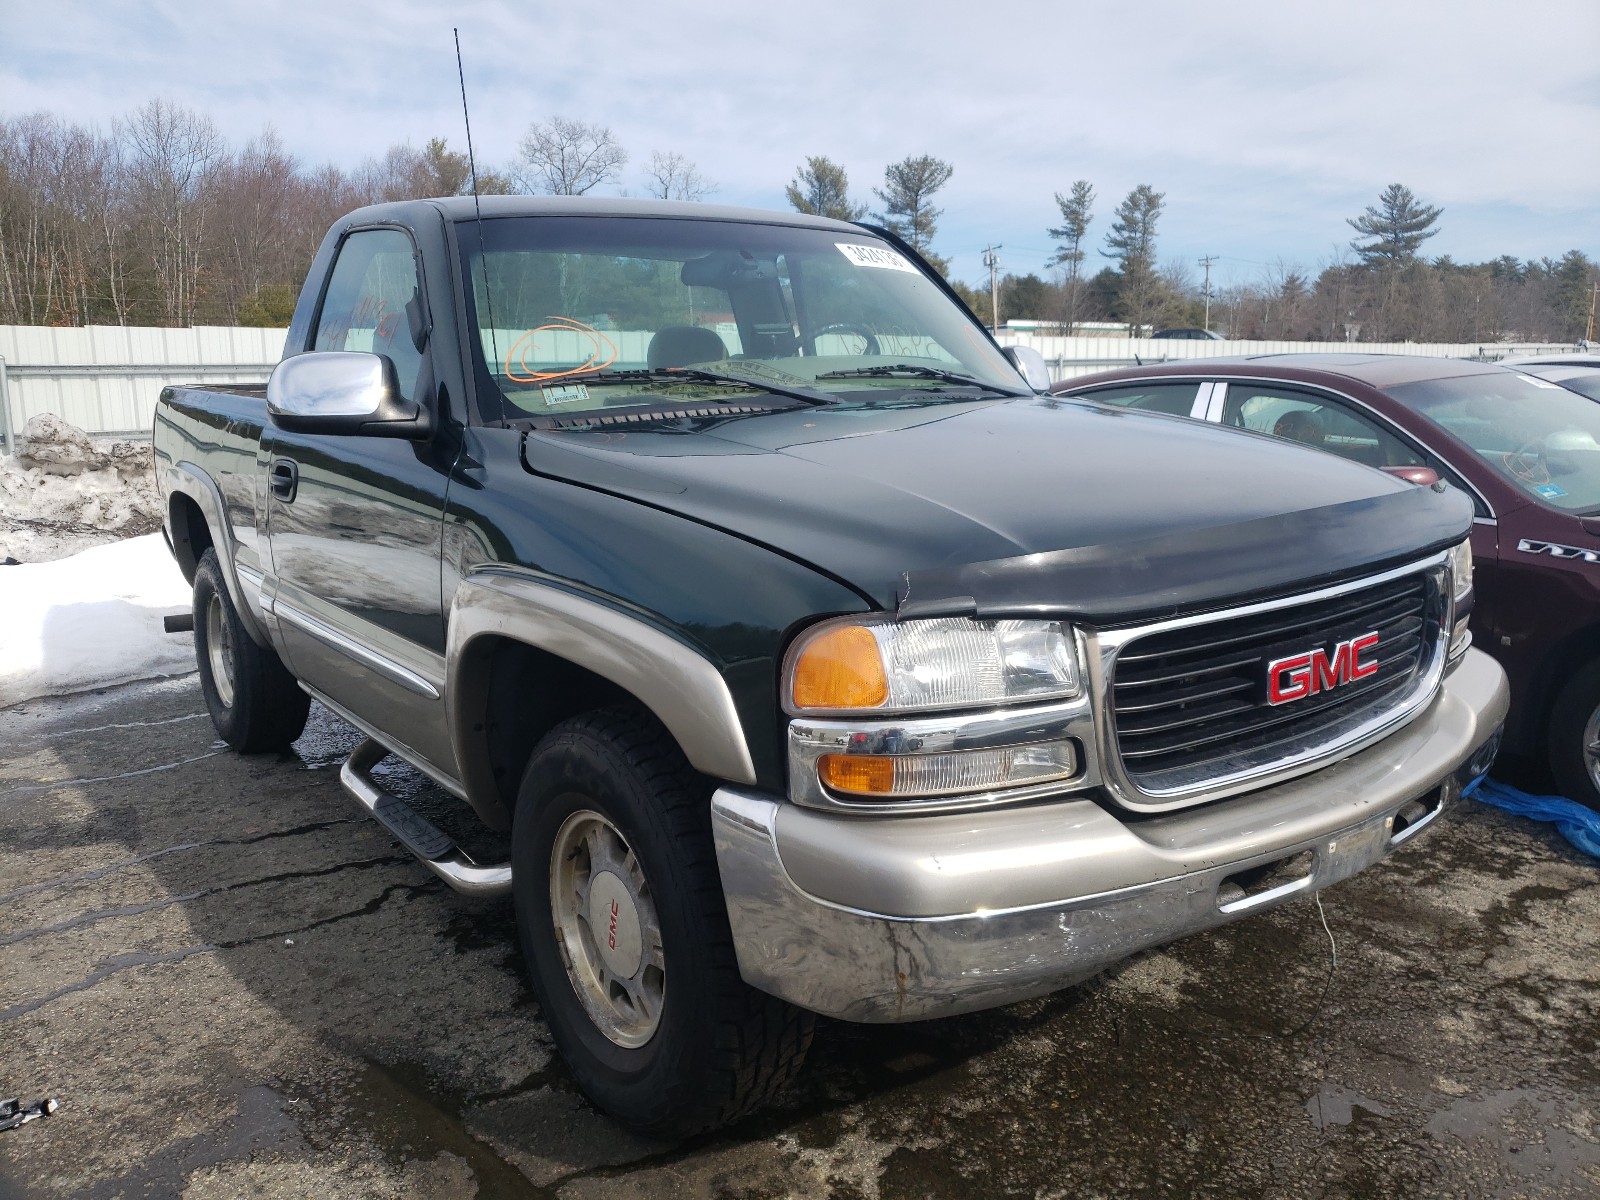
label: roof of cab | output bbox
[338,194,868,234]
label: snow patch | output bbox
[0,534,196,708]
[1,414,162,563]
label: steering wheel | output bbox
[811,324,881,355]
[1504,438,1550,484]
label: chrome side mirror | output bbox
[1002,345,1053,392]
[267,351,430,439]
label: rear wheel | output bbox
[1547,660,1600,811]
[512,707,813,1137]
[193,549,310,752]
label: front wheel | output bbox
[512,707,813,1137]
[1547,660,1600,811]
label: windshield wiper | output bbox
[558,366,833,408]
[814,364,1027,395]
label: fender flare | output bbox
[165,461,270,646]
[445,566,758,826]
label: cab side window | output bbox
[1075,382,1203,417]
[313,229,425,401]
[1221,385,1424,470]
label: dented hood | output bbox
[521,396,1473,623]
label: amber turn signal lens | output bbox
[820,754,895,795]
[790,625,889,710]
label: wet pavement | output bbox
[1,676,1597,1199]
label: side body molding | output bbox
[165,461,270,646]
[446,567,759,827]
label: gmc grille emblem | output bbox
[1267,633,1380,705]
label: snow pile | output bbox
[0,533,196,708]
[1,414,162,563]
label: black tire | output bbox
[512,706,813,1137]
[193,548,310,753]
[1548,661,1600,811]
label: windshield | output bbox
[1524,368,1600,403]
[455,215,1022,420]
[1386,370,1600,512]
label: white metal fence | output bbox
[0,325,284,452]
[992,332,1589,382]
[0,324,1589,452]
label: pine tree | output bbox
[1347,184,1442,267]
[872,155,954,266]
[1102,184,1165,333]
[1047,180,1094,331]
[785,157,864,222]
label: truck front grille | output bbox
[1108,568,1446,799]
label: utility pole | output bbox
[983,245,1002,332]
[1198,255,1217,333]
[1587,283,1598,345]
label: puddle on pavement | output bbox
[1425,1088,1600,1184]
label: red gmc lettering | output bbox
[1267,632,1380,705]
[1348,632,1380,680]
[608,899,619,950]
[1311,642,1350,692]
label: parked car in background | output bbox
[1052,354,1600,809]
[1500,355,1600,402]
[1151,327,1225,340]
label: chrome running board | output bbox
[339,739,513,897]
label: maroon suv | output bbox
[1052,353,1600,808]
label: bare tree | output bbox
[516,117,627,196]
[643,151,715,201]
[120,99,224,325]
[211,129,301,322]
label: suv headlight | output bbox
[783,616,1085,809]
[784,616,1081,715]
[1449,536,1473,604]
[1448,536,1474,660]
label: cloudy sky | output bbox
[5,0,1597,289]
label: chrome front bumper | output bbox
[711,648,1508,1023]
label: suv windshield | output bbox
[455,216,1023,420]
[1387,370,1600,513]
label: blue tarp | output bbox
[1467,778,1600,859]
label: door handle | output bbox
[270,457,299,502]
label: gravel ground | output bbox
[0,676,1597,1199]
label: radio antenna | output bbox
[454,28,505,422]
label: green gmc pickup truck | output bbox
[154,197,1508,1135]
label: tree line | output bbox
[2,99,1594,343]
[0,104,713,327]
[978,179,1598,343]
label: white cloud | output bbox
[4,0,1596,283]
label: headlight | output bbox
[1449,537,1473,604]
[1448,537,1474,660]
[785,616,1081,714]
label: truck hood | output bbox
[521,396,1473,623]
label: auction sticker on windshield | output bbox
[541,383,591,405]
[836,243,919,273]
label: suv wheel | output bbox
[193,548,310,752]
[512,706,813,1137]
[1548,660,1600,811]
